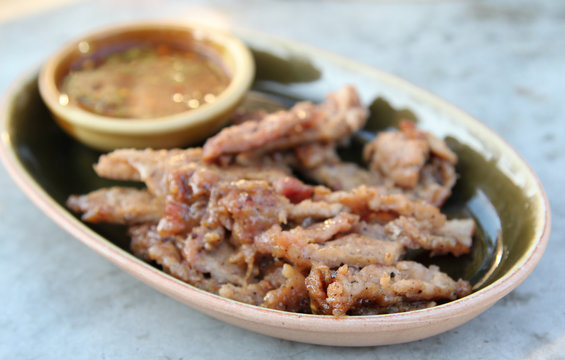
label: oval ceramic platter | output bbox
[0,29,550,346]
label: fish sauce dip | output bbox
[59,44,231,119]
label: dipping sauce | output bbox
[60,45,231,119]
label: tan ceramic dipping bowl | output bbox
[38,22,255,151]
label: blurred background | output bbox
[1,0,563,359]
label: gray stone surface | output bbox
[0,0,563,358]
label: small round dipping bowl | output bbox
[38,22,255,151]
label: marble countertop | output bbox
[1,0,563,358]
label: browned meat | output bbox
[304,163,383,191]
[294,142,383,191]
[365,129,429,189]
[206,180,291,246]
[411,157,457,206]
[256,214,404,269]
[156,163,295,238]
[156,165,211,237]
[273,176,314,204]
[384,216,474,256]
[313,185,446,228]
[255,213,359,255]
[262,264,310,313]
[301,234,405,268]
[294,142,340,168]
[353,216,475,256]
[128,224,219,292]
[352,216,473,257]
[202,86,368,162]
[218,260,285,305]
[363,121,458,207]
[288,199,344,223]
[306,261,471,315]
[67,187,163,224]
[67,86,475,316]
[183,236,248,288]
[94,148,202,196]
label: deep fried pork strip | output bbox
[384,216,474,257]
[218,261,285,306]
[182,227,249,288]
[287,199,344,223]
[128,224,221,292]
[202,86,368,162]
[94,148,202,196]
[219,263,311,313]
[303,163,383,192]
[294,142,384,191]
[66,187,163,224]
[353,217,474,257]
[93,147,294,197]
[313,185,447,229]
[411,157,457,207]
[363,121,457,207]
[300,233,404,268]
[306,262,471,316]
[262,264,310,313]
[256,214,405,269]
[204,180,291,246]
[156,163,297,238]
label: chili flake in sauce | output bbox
[60,45,230,119]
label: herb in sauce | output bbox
[61,45,230,118]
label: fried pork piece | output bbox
[256,213,358,253]
[262,264,310,312]
[265,185,471,258]
[363,120,457,207]
[159,167,306,278]
[67,187,163,224]
[218,260,286,305]
[147,160,297,238]
[130,223,249,293]
[256,213,405,269]
[219,263,311,313]
[316,186,472,256]
[128,224,220,292]
[352,216,474,257]
[156,165,212,237]
[313,185,447,229]
[205,180,291,246]
[94,148,203,197]
[94,147,293,197]
[162,175,295,280]
[304,163,383,192]
[288,198,344,223]
[294,142,384,191]
[202,86,368,162]
[306,262,471,316]
[412,157,457,207]
[182,226,249,288]
[157,162,296,239]
[384,216,474,257]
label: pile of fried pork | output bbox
[67,86,474,315]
